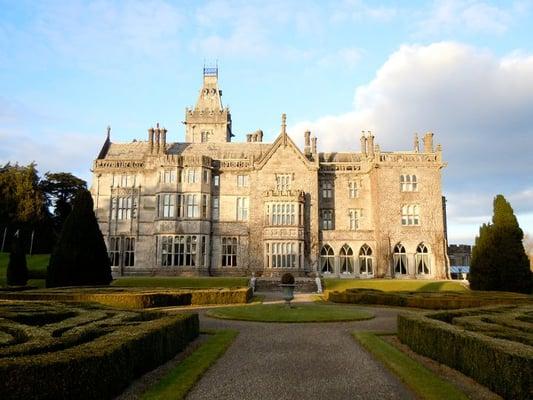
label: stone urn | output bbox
[280,273,296,307]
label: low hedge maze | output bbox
[398,305,533,400]
[327,288,532,309]
[0,301,199,399]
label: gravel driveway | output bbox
[186,295,415,400]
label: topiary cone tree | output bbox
[469,195,532,293]
[46,189,112,287]
[6,232,29,286]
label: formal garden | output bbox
[0,186,531,399]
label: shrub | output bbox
[47,189,112,288]
[6,234,28,286]
[0,287,253,308]
[0,302,199,400]
[327,288,532,309]
[398,305,533,400]
[281,273,295,285]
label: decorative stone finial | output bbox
[106,125,111,139]
[281,113,287,135]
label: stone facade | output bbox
[90,68,449,279]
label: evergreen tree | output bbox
[46,189,112,287]
[6,232,29,286]
[469,195,532,293]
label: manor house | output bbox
[90,68,449,279]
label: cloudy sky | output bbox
[1,0,532,244]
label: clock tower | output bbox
[184,66,233,143]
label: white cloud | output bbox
[289,42,533,243]
[417,0,526,35]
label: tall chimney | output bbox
[304,130,311,155]
[367,131,375,158]
[423,132,434,153]
[311,136,317,155]
[148,127,154,154]
[161,127,167,154]
[360,131,367,156]
[414,133,419,153]
[154,123,160,154]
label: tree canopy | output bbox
[469,195,532,293]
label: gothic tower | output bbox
[184,66,233,143]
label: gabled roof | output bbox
[255,114,316,171]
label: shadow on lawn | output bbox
[415,281,448,292]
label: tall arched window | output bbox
[393,243,407,275]
[340,244,354,274]
[320,245,335,274]
[359,244,373,275]
[416,243,430,275]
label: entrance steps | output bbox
[254,277,320,293]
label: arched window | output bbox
[340,244,354,274]
[320,245,334,274]
[359,244,373,275]
[416,243,430,275]
[393,243,407,275]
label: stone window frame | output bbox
[401,204,420,226]
[348,181,359,199]
[320,244,335,274]
[162,193,175,218]
[187,168,199,184]
[186,194,200,218]
[267,241,299,268]
[213,175,220,187]
[275,174,292,191]
[321,209,334,230]
[359,244,373,275]
[349,208,363,230]
[266,203,296,226]
[416,243,431,275]
[112,196,135,220]
[321,180,333,199]
[108,237,120,267]
[340,244,354,274]
[162,169,177,184]
[201,194,209,218]
[236,197,249,221]
[393,243,408,275]
[212,196,219,220]
[221,237,238,267]
[108,236,135,268]
[161,235,199,267]
[237,174,249,187]
[400,174,418,192]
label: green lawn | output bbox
[206,303,374,323]
[324,279,468,293]
[142,329,238,400]
[0,252,49,287]
[112,276,249,289]
[353,332,468,400]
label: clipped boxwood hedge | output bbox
[327,288,532,309]
[0,311,199,400]
[398,306,533,400]
[0,287,252,309]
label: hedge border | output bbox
[397,306,533,400]
[327,288,532,309]
[0,312,199,400]
[0,287,252,308]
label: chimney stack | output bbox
[304,130,311,155]
[423,132,434,153]
[154,123,160,154]
[148,127,155,154]
[414,133,420,153]
[161,127,167,154]
[367,131,375,158]
[360,131,367,157]
[311,135,317,155]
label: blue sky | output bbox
[1,0,532,244]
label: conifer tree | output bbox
[469,195,532,293]
[46,189,112,287]
[6,232,29,286]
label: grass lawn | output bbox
[0,252,49,287]
[324,279,468,293]
[353,332,468,400]
[142,329,238,400]
[113,276,249,289]
[206,303,374,323]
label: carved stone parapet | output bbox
[263,227,305,240]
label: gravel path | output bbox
[185,295,415,400]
